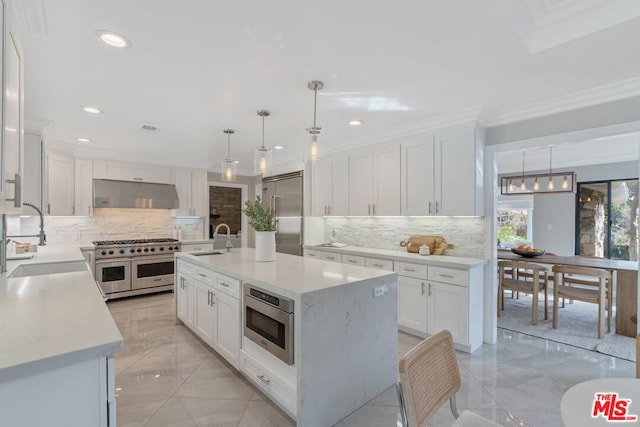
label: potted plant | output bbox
[243,196,277,261]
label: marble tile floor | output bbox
[108,292,636,427]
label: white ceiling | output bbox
[15,0,640,176]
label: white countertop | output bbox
[177,248,395,297]
[0,245,124,383]
[304,245,487,269]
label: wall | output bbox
[6,208,204,245]
[323,217,485,258]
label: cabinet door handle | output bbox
[207,290,211,305]
[368,204,371,215]
[428,283,432,296]
[47,203,51,214]
[435,201,439,214]
[428,201,432,214]
[212,293,216,305]
[257,374,271,385]
[6,173,21,207]
[372,204,376,215]
[421,282,425,295]
[328,205,331,215]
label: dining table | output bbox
[498,249,638,337]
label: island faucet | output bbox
[213,223,233,252]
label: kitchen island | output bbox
[175,248,398,427]
[0,246,123,426]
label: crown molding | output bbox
[485,77,640,127]
[8,0,47,35]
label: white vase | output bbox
[255,231,276,262]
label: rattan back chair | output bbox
[396,330,502,427]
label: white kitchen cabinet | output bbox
[214,291,240,367]
[22,132,43,211]
[93,159,172,184]
[401,122,483,216]
[321,252,341,263]
[194,279,216,345]
[173,169,207,217]
[426,280,468,345]
[311,154,349,216]
[45,151,75,215]
[365,257,394,271]
[342,254,365,266]
[303,248,322,258]
[397,274,428,333]
[349,143,400,216]
[0,10,24,214]
[74,158,93,216]
[176,261,195,328]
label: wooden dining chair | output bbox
[636,333,639,379]
[552,265,612,339]
[396,330,502,427]
[498,260,548,325]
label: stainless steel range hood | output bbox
[93,179,179,209]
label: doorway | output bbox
[208,181,248,248]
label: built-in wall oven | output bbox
[93,239,181,299]
[243,284,294,365]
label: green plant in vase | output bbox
[243,196,276,232]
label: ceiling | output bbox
[15,0,640,176]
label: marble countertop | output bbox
[0,245,124,383]
[177,248,395,298]
[303,245,487,269]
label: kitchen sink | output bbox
[8,260,89,278]
[190,251,224,256]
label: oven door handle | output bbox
[95,280,108,302]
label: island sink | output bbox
[8,260,88,278]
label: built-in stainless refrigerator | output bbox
[262,171,303,256]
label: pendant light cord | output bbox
[262,115,266,149]
[522,150,525,179]
[549,146,553,174]
[227,133,231,160]
[313,87,318,128]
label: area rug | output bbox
[497,294,636,362]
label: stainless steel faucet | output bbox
[213,223,233,252]
[8,202,46,246]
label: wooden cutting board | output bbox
[399,235,454,255]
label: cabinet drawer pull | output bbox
[404,268,416,272]
[198,273,207,278]
[257,374,271,385]
[372,263,383,267]
[219,282,230,288]
[438,274,454,279]
[133,177,144,181]
[347,260,357,263]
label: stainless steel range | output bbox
[93,238,181,299]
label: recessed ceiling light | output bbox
[349,120,363,126]
[96,30,131,48]
[83,106,102,114]
[274,145,284,150]
[76,137,91,142]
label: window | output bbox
[576,179,639,261]
[497,195,533,248]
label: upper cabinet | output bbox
[0,6,24,214]
[349,143,400,216]
[173,169,207,217]
[74,158,93,216]
[45,151,75,215]
[311,154,349,216]
[93,159,172,184]
[401,122,484,216]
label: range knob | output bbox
[130,249,135,253]
[150,247,155,252]
[136,248,142,253]
[143,248,149,252]
[108,250,114,255]
[101,250,107,256]
[119,249,125,254]
[159,247,165,251]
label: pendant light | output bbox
[500,145,576,195]
[307,80,323,162]
[255,110,272,175]
[221,129,237,182]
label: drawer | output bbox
[194,266,216,285]
[303,249,322,258]
[321,252,342,263]
[240,350,296,417]
[342,254,365,267]
[394,262,427,279]
[365,257,394,271]
[428,266,468,286]
[177,260,194,275]
[216,273,241,299]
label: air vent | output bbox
[139,124,158,132]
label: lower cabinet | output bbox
[426,280,468,346]
[397,275,428,333]
[175,260,240,369]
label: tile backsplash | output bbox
[6,208,204,245]
[323,216,486,258]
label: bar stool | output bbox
[552,265,612,339]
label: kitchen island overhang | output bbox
[175,248,398,427]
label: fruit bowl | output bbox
[511,248,546,258]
